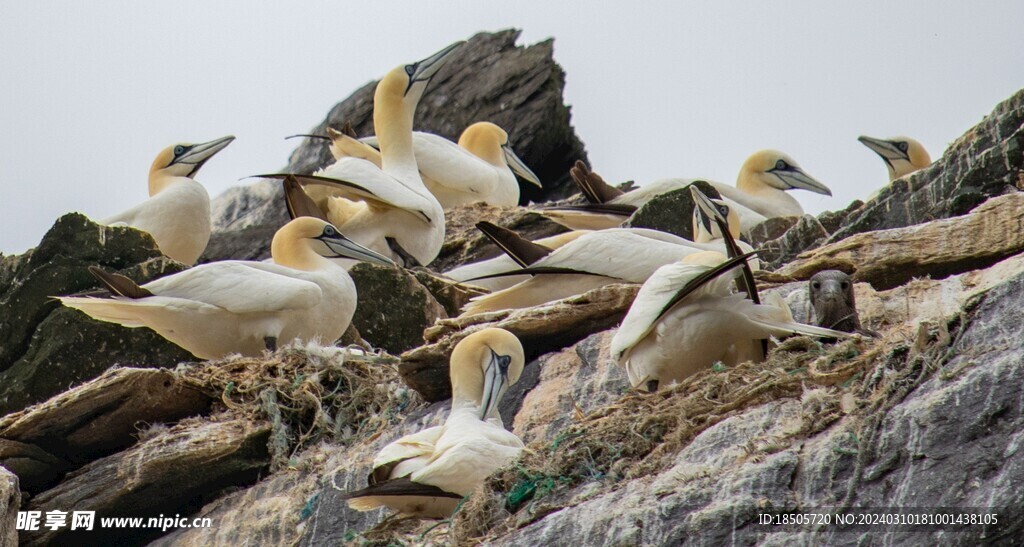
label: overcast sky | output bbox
[2,2,1022,254]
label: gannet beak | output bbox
[317,230,396,267]
[479,348,511,420]
[404,41,464,95]
[173,135,235,178]
[690,185,727,223]
[770,165,832,196]
[502,145,542,188]
[858,135,909,163]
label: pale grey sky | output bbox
[2,1,1022,254]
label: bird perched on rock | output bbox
[459,190,756,316]
[858,135,931,181]
[293,121,542,208]
[101,135,234,265]
[58,217,394,360]
[611,252,852,392]
[808,269,867,334]
[542,151,832,233]
[344,328,525,518]
[443,230,590,292]
[259,41,463,267]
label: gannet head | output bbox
[449,328,525,421]
[459,122,542,188]
[690,184,741,242]
[738,150,832,196]
[149,135,235,182]
[857,135,931,181]
[375,41,463,114]
[272,217,395,270]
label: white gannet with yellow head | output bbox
[344,328,525,518]
[542,152,832,233]
[260,42,463,267]
[58,217,394,360]
[335,122,543,208]
[459,198,756,316]
[858,135,931,181]
[611,252,851,392]
[101,135,234,265]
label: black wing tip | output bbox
[342,477,463,501]
[87,266,153,299]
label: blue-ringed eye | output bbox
[897,142,908,152]
[174,145,185,156]
[404,64,416,76]
[775,160,787,170]
[323,226,337,237]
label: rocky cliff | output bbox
[1,32,1023,547]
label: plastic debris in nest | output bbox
[177,341,417,470]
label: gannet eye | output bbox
[404,64,416,76]
[897,142,909,152]
[775,160,788,170]
[718,205,729,216]
[174,145,185,156]
[323,225,337,238]
[811,281,821,290]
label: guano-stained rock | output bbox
[400,283,638,402]
[777,193,1024,290]
[0,466,19,547]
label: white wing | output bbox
[372,425,444,480]
[611,262,737,361]
[533,229,700,282]
[613,178,768,232]
[307,157,439,223]
[411,132,502,197]
[143,261,322,314]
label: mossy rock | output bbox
[349,264,447,354]
[624,180,721,241]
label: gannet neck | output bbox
[458,122,506,166]
[374,67,419,179]
[148,147,179,195]
[148,173,191,196]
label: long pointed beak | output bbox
[690,185,726,225]
[175,135,235,177]
[408,41,464,88]
[502,145,542,188]
[858,135,908,162]
[319,232,396,266]
[479,349,511,420]
[775,167,832,196]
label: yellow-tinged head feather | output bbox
[271,217,334,271]
[458,122,508,166]
[449,328,525,405]
[737,149,831,196]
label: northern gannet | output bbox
[344,328,525,517]
[261,42,463,267]
[543,151,832,233]
[858,135,931,181]
[443,230,590,292]
[460,198,756,316]
[58,217,394,360]
[610,252,851,391]
[101,135,234,265]
[336,122,542,208]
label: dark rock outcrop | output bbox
[624,181,721,241]
[0,214,195,415]
[203,29,588,263]
[349,264,447,354]
[0,368,213,493]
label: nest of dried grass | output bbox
[450,335,910,542]
[178,343,416,470]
